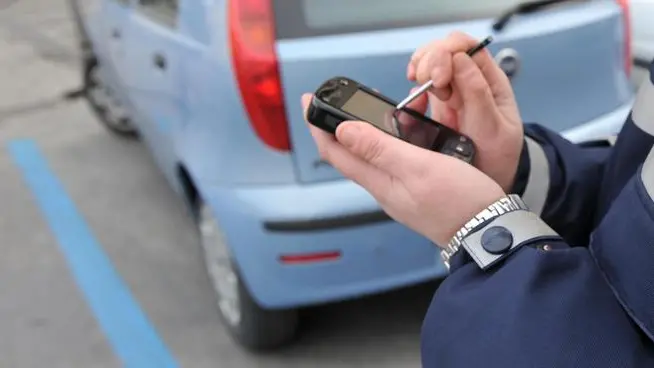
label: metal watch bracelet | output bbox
[441,194,529,270]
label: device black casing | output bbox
[306,76,476,164]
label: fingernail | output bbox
[338,123,360,147]
[407,63,416,79]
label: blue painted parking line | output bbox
[7,139,178,368]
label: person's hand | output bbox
[301,95,505,247]
[407,32,524,192]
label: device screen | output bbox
[340,89,440,148]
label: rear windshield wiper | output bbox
[492,0,583,32]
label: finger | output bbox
[418,58,455,101]
[301,93,313,119]
[444,32,513,100]
[407,62,416,81]
[414,45,454,90]
[408,40,439,80]
[413,33,477,87]
[303,93,337,143]
[392,88,428,140]
[451,53,497,122]
[415,38,474,102]
[409,33,473,80]
[444,84,463,110]
[405,87,429,114]
[307,124,392,200]
[307,123,341,160]
[335,120,429,177]
[428,93,459,130]
[412,32,510,102]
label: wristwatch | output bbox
[440,194,559,271]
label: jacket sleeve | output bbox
[421,168,654,368]
[511,124,612,246]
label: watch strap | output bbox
[454,194,529,240]
[460,210,560,270]
[441,194,528,269]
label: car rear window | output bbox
[273,0,526,39]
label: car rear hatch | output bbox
[273,0,633,183]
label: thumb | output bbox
[452,53,495,111]
[405,87,429,114]
[335,121,428,176]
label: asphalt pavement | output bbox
[0,1,432,367]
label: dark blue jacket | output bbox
[421,61,654,368]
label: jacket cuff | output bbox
[448,247,473,272]
[510,130,551,216]
[590,163,654,340]
[520,135,551,215]
[510,138,530,196]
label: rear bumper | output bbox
[202,180,443,310]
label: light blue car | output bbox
[69,0,634,350]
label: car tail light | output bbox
[616,0,632,77]
[228,0,291,152]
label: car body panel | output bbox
[175,4,299,188]
[75,0,634,308]
[631,0,654,62]
[121,10,188,188]
[201,181,442,308]
[97,0,132,104]
[277,0,632,183]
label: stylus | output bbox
[395,36,494,111]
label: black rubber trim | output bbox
[634,57,652,70]
[263,210,392,232]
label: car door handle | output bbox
[153,53,166,70]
